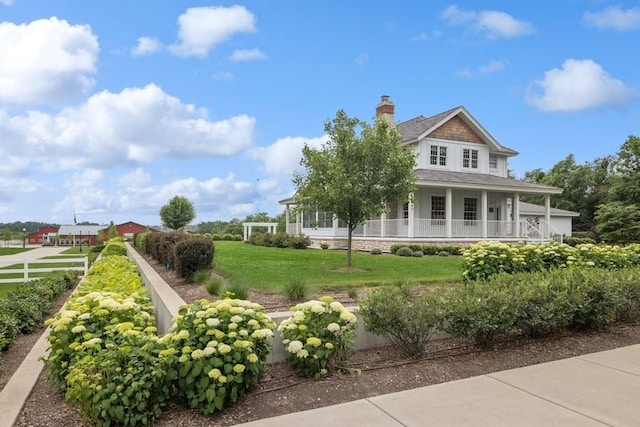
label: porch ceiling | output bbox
[414,169,563,195]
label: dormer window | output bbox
[430,145,447,166]
[463,149,478,169]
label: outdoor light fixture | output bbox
[22,227,26,248]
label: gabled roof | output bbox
[519,202,579,217]
[414,169,563,195]
[397,106,518,156]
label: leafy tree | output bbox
[159,196,196,231]
[611,135,640,204]
[107,221,119,239]
[293,110,416,267]
[595,201,640,244]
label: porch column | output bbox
[380,212,386,237]
[544,194,551,238]
[333,217,338,235]
[296,212,302,235]
[408,194,415,238]
[514,193,521,238]
[481,190,488,238]
[285,205,290,233]
[446,188,453,238]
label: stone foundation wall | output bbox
[310,237,474,253]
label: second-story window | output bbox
[430,145,447,166]
[463,149,479,169]
[489,154,498,169]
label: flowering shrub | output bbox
[462,241,640,281]
[44,254,163,425]
[278,296,357,378]
[165,298,275,415]
[64,333,172,426]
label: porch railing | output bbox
[295,218,558,240]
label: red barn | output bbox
[100,221,157,241]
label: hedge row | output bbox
[361,267,640,353]
[390,243,462,256]
[462,241,640,281]
[0,270,79,357]
[135,231,215,282]
[246,231,310,249]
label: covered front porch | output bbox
[281,186,563,242]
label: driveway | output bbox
[0,246,70,261]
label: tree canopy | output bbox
[293,109,416,267]
[159,196,196,231]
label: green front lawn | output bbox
[214,241,463,292]
[0,247,33,256]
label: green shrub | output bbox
[395,247,413,257]
[192,269,211,284]
[167,298,275,415]
[174,238,215,282]
[0,312,19,351]
[564,236,596,246]
[278,297,357,378]
[64,334,172,426]
[444,279,519,348]
[284,279,308,302]
[411,250,424,257]
[226,283,249,300]
[613,269,640,322]
[566,269,619,330]
[287,234,311,249]
[271,232,290,248]
[437,251,450,257]
[359,283,445,358]
[204,277,224,296]
[320,243,329,250]
[347,284,358,299]
[370,248,382,255]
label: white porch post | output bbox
[380,212,386,237]
[285,205,290,234]
[544,194,551,239]
[408,193,415,238]
[333,217,338,235]
[514,193,521,238]
[481,190,488,238]
[446,188,453,238]
[243,224,249,241]
[296,212,302,235]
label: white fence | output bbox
[0,257,88,284]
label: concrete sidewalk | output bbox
[0,245,68,261]
[235,344,640,427]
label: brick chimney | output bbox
[376,95,395,125]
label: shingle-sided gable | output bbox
[429,115,484,144]
[396,105,517,155]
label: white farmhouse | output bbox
[280,96,577,251]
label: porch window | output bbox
[302,211,315,228]
[431,196,445,224]
[316,211,333,228]
[463,149,478,169]
[430,145,447,166]
[489,154,498,169]
[402,202,409,225]
[464,197,477,225]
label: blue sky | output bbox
[1,1,638,226]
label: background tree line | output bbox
[521,135,640,243]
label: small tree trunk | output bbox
[347,227,353,268]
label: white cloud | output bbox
[526,59,638,112]
[411,30,442,41]
[132,36,161,56]
[213,71,235,81]
[0,17,98,105]
[169,5,256,57]
[251,136,327,179]
[479,60,506,74]
[441,5,533,39]
[118,168,150,188]
[0,84,256,170]
[583,6,640,31]
[65,169,104,189]
[229,48,266,62]
[0,0,14,5]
